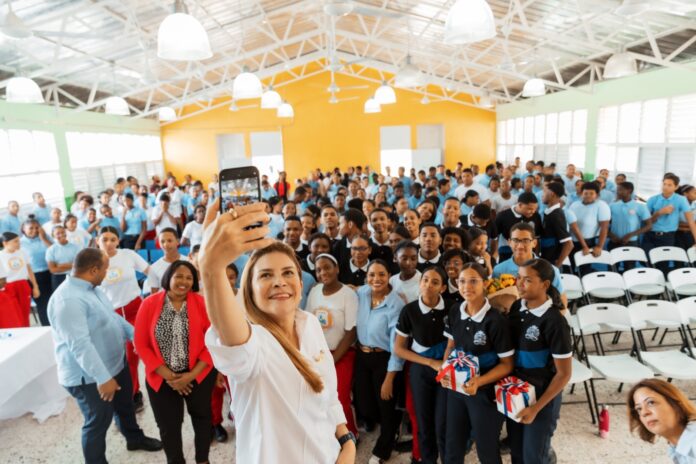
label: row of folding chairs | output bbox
[136,247,191,264]
[572,246,695,274]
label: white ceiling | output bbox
[0,0,694,119]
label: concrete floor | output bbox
[1,330,690,464]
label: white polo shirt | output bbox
[0,249,30,282]
[146,254,183,292]
[182,221,204,247]
[389,270,422,304]
[99,249,149,308]
[305,284,358,351]
[151,206,178,234]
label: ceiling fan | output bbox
[318,71,369,94]
[0,2,105,40]
[323,0,404,19]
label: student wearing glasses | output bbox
[338,235,371,288]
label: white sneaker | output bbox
[368,456,382,464]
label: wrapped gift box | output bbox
[435,350,479,396]
[495,376,537,422]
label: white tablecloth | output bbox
[0,327,69,423]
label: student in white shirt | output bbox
[201,201,356,464]
[491,178,519,213]
[181,205,205,248]
[64,214,93,250]
[389,240,421,304]
[147,228,183,295]
[0,232,39,327]
[628,378,696,464]
[42,207,64,237]
[305,253,359,436]
[152,193,179,234]
[96,226,150,408]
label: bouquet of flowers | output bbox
[486,274,519,311]
[435,350,479,396]
[495,376,537,422]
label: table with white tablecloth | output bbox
[0,327,69,423]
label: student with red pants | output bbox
[0,232,40,327]
[305,253,359,435]
[0,259,23,328]
[97,226,150,410]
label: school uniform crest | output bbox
[473,330,487,346]
[525,325,540,342]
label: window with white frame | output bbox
[66,132,164,197]
[0,129,65,215]
[596,93,696,198]
[497,109,587,169]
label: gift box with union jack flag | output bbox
[495,376,537,422]
[435,350,479,396]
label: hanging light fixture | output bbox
[522,78,545,98]
[260,86,282,109]
[277,101,294,118]
[233,67,263,100]
[364,97,381,114]
[157,0,212,61]
[444,0,496,45]
[394,55,422,88]
[603,52,637,79]
[5,76,44,103]
[158,106,177,121]
[479,93,494,108]
[374,81,396,105]
[105,96,130,115]
[615,0,651,16]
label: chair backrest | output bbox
[610,246,648,266]
[149,249,164,263]
[574,250,613,268]
[145,239,157,250]
[688,247,696,265]
[136,249,149,262]
[178,246,191,257]
[669,268,696,293]
[561,273,583,293]
[676,297,696,323]
[648,246,689,265]
[581,271,626,293]
[623,268,666,288]
[577,303,632,331]
[628,300,684,328]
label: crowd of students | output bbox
[2,158,696,464]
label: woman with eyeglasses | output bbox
[338,235,372,289]
[627,378,696,463]
[441,263,514,464]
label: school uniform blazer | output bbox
[134,290,214,392]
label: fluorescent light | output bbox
[603,52,637,79]
[157,1,212,61]
[374,81,396,104]
[158,106,177,121]
[364,97,381,114]
[6,77,44,103]
[277,102,294,118]
[261,87,282,109]
[444,0,496,45]
[233,68,263,100]
[522,78,545,98]
[394,55,422,88]
[105,96,130,115]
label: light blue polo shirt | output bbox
[20,235,49,272]
[33,205,52,225]
[681,200,696,223]
[647,193,691,233]
[599,189,615,205]
[123,207,147,235]
[609,200,650,239]
[493,257,564,294]
[0,214,21,235]
[568,200,611,240]
[562,176,580,196]
[99,217,122,236]
[45,242,80,275]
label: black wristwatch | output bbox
[337,431,356,447]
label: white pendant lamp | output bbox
[374,81,396,105]
[444,0,496,45]
[394,55,422,88]
[615,0,651,16]
[1,4,32,39]
[522,78,545,98]
[277,101,294,118]
[158,106,177,121]
[157,0,212,61]
[603,52,637,79]
[105,96,130,115]
[233,67,263,100]
[479,93,494,108]
[260,86,282,109]
[364,97,381,114]
[6,77,44,103]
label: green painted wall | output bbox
[496,62,696,174]
[0,100,160,206]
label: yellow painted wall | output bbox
[160,64,496,184]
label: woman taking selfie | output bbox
[200,199,356,464]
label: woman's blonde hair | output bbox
[627,378,696,443]
[240,241,324,393]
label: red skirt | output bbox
[0,287,23,329]
[5,280,31,327]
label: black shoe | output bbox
[393,440,413,453]
[213,424,228,443]
[127,436,163,452]
[133,391,144,413]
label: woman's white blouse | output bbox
[670,421,696,464]
[205,310,345,464]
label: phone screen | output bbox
[220,174,260,213]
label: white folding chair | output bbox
[574,250,613,271]
[628,300,696,380]
[609,246,648,272]
[561,273,585,305]
[688,247,696,266]
[677,297,696,356]
[648,246,689,267]
[623,268,669,301]
[669,268,696,298]
[581,271,627,302]
[567,358,598,424]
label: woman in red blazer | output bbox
[134,260,216,464]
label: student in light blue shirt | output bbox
[645,173,695,250]
[120,193,148,250]
[20,217,52,325]
[48,248,161,462]
[562,164,581,197]
[45,225,80,290]
[98,205,122,237]
[354,259,404,461]
[567,181,611,258]
[0,200,22,235]
[677,185,696,249]
[32,192,52,225]
[398,166,412,196]
[260,179,278,200]
[476,163,497,188]
[408,183,425,210]
[595,177,616,205]
[608,182,652,250]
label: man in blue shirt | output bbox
[32,192,52,225]
[0,200,22,235]
[562,164,581,197]
[397,166,412,196]
[568,181,611,259]
[119,193,148,250]
[645,173,696,250]
[608,182,652,250]
[48,248,161,463]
